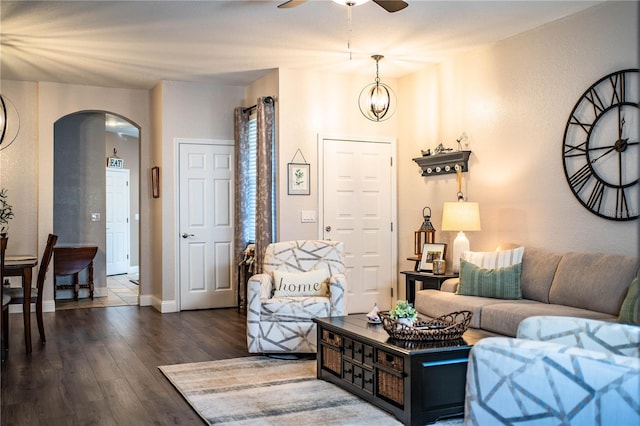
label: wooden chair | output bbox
[1,236,9,361]
[5,234,58,344]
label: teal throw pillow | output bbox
[456,259,523,299]
[618,277,639,325]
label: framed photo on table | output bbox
[419,243,447,272]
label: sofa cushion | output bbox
[618,276,639,325]
[520,247,562,303]
[481,302,617,337]
[260,296,330,321]
[462,246,524,268]
[415,289,516,329]
[272,269,330,297]
[457,260,522,299]
[549,252,638,315]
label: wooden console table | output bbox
[315,315,481,425]
[54,245,98,300]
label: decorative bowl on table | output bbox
[379,311,473,341]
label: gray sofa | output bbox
[414,246,639,337]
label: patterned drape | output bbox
[234,107,251,279]
[254,97,276,273]
[234,96,276,280]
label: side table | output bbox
[401,270,458,305]
[54,245,98,300]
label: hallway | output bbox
[55,273,139,310]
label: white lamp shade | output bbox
[441,202,481,232]
[442,201,481,273]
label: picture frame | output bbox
[419,243,447,272]
[152,166,160,198]
[287,163,310,195]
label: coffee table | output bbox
[314,315,489,425]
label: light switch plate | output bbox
[300,210,316,223]
[91,213,101,222]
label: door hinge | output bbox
[391,222,393,232]
[390,287,394,298]
[390,157,393,167]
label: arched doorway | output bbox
[53,111,140,306]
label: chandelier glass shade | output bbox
[358,55,396,122]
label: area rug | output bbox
[159,356,463,426]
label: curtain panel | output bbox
[234,96,276,281]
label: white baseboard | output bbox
[136,295,174,313]
[139,294,153,307]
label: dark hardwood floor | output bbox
[1,306,250,425]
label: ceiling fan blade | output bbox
[277,0,309,9]
[372,0,408,13]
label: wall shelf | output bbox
[412,150,471,176]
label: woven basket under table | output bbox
[379,311,473,341]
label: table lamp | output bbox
[441,200,481,273]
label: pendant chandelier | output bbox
[0,94,20,151]
[358,55,396,122]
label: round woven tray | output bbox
[379,311,473,341]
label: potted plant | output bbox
[389,300,417,326]
[0,188,15,236]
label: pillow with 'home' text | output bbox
[272,269,330,297]
[456,259,523,299]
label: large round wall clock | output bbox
[562,69,639,221]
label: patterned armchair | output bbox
[465,316,640,425]
[246,240,347,353]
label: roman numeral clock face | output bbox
[563,69,639,221]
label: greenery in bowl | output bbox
[389,300,417,320]
[0,188,14,234]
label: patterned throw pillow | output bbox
[462,246,524,268]
[272,269,330,297]
[618,276,639,325]
[456,259,523,299]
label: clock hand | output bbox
[590,146,616,164]
[618,108,624,140]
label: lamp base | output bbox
[451,231,470,273]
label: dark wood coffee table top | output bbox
[314,314,493,356]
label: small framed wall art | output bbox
[287,163,310,195]
[151,166,160,198]
[419,243,447,272]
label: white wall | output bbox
[0,80,39,255]
[156,80,245,312]
[276,68,398,241]
[2,0,636,311]
[0,80,151,311]
[396,1,639,294]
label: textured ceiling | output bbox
[0,0,602,89]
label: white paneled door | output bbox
[106,168,130,276]
[179,141,235,310]
[321,137,395,314]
